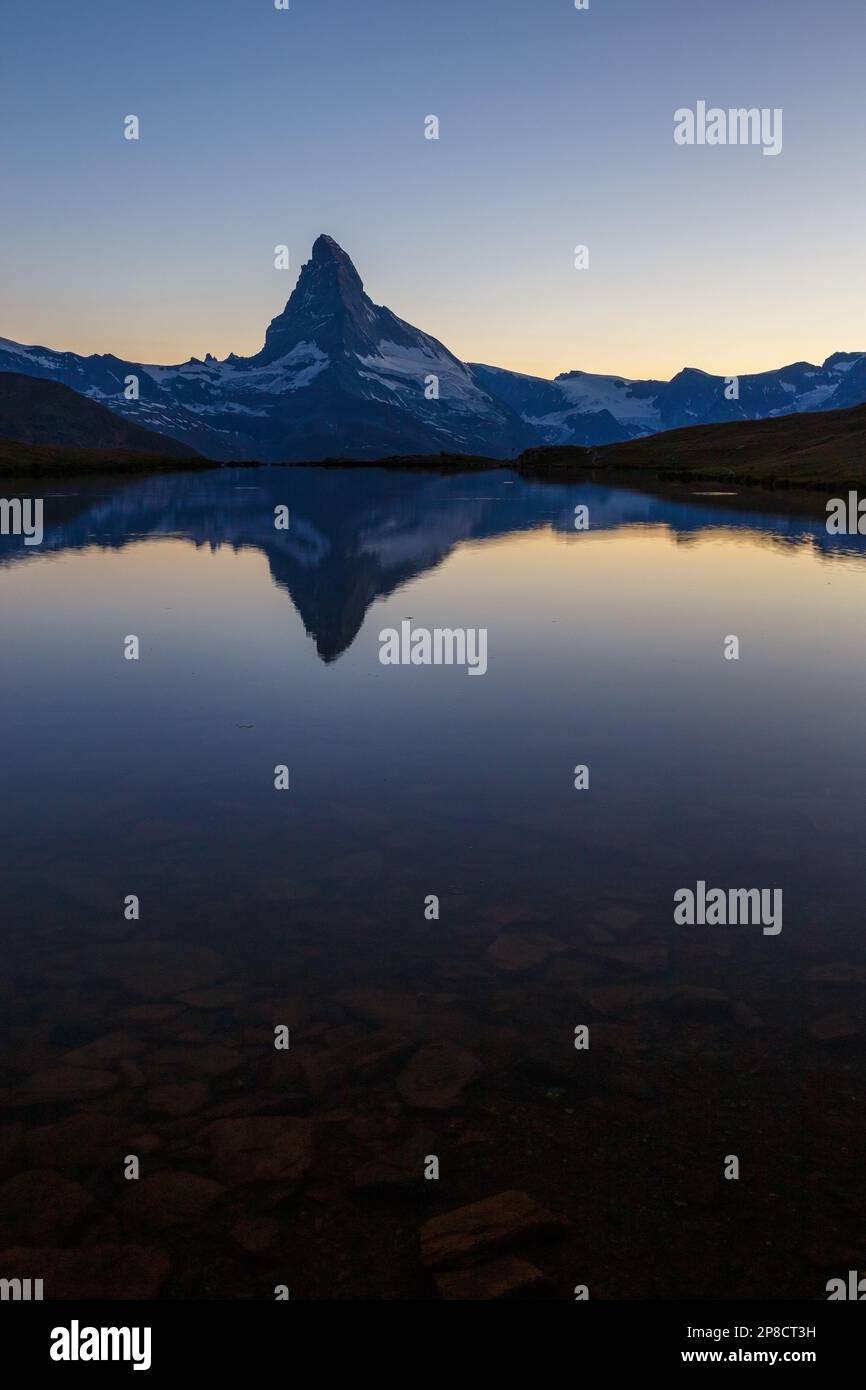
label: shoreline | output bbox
[0,455,843,524]
[4,398,865,523]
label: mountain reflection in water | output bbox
[2,466,864,662]
[1,466,865,1300]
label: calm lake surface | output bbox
[1,465,865,1299]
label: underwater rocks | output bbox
[201,1116,313,1188]
[0,1170,93,1241]
[7,1066,118,1107]
[24,1113,160,1169]
[231,1216,280,1254]
[420,1190,564,1270]
[146,1082,210,1117]
[62,1032,147,1066]
[435,1256,547,1299]
[82,941,226,998]
[809,1013,862,1042]
[145,1044,242,1080]
[119,1170,225,1229]
[486,933,570,973]
[300,1029,414,1097]
[577,944,670,976]
[396,1042,482,1111]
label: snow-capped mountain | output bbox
[468,364,659,445]
[0,236,533,462]
[471,354,866,447]
[1,234,864,460]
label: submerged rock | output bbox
[83,941,226,998]
[659,986,731,1018]
[116,1004,185,1024]
[63,1032,147,1066]
[146,1082,210,1117]
[231,1216,280,1253]
[9,1066,118,1107]
[435,1256,547,1299]
[572,984,661,1017]
[201,1116,313,1187]
[119,1170,225,1228]
[145,1044,242,1080]
[546,958,590,985]
[487,933,568,973]
[353,1129,438,1191]
[0,1170,93,1241]
[809,1013,862,1042]
[584,924,616,945]
[420,1190,564,1269]
[592,906,644,934]
[579,944,669,975]
[353,1156,413,1192]
[301,1029,413,1097]
[25,1113,159,1169]
[177,987,243,1010]
[396,1042,482,1111]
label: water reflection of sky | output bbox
[1,467,865,959]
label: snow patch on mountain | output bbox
[555,371,662,427]
[357,340,493,414]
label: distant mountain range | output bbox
[1,234,865,462]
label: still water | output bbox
[0,466,865,1299]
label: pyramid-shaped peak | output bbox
[311,234,353,264]
[252,234,369,364]
[305,234,364,295]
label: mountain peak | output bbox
[311,233,353,265]
[253,235,369,363]
[308,234,364,294]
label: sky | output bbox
[1,0,864,381]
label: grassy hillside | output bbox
[518,402,866,490]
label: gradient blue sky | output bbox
[2,0,863,378]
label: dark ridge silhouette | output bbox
[0,372,200,458]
